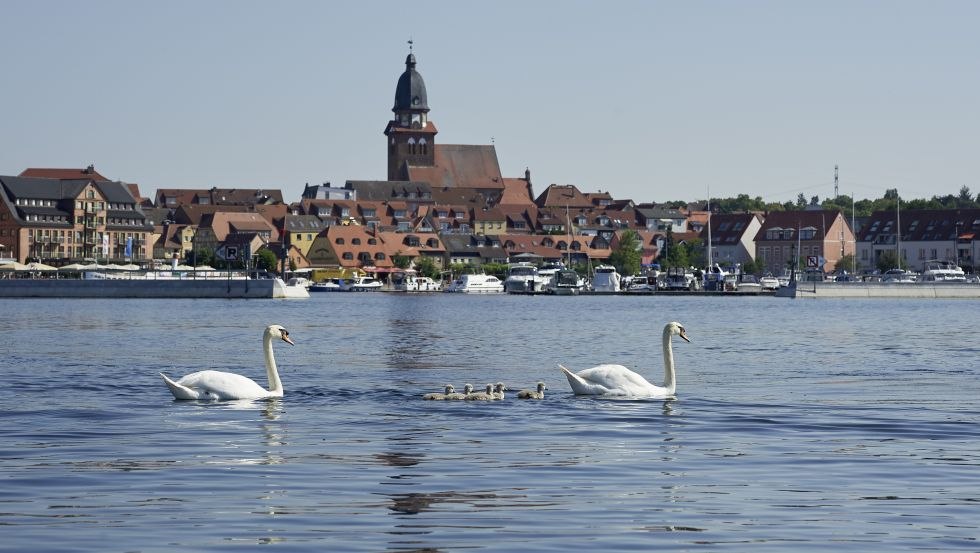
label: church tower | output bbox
[384,51,437,181]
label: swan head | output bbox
[266,324,295,346]
[463,383,474,394]
[536,382,547,391]
[445,384,455,394]
[665,321,691,343]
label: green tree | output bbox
[876,250,907,273]
[609,229,641,276]
[741,257,763,275]
[254,248,278,273]
[414,256,439,279]
[836,253,857,274]
[392,251,412,270]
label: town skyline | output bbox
[3,2,978,204]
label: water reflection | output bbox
[387,491,503,515]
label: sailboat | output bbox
[547,206,585,295]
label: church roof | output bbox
[393,53,429,112]
[407,144,504,189]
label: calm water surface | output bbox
[1,294,978,552]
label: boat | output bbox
[664,267,699,291]
[591,265,621,293]
[281,277,312,299]
[736,274,762,292]
[445,273,505,294]
[704,263,728,291]
[309,279,343,292]
[623,275,656,294]
[343,276,384,291]
[546,268,585,295]
[881,269,917,283]
[503,263,549,294]
[759,275,780,291]
[918,260,966,282]
[391,271,442,292]
[536,262,563,283]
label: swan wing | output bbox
[160,372,204,400]
[168,370,270,400]
[560,363,662,396]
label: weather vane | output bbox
[408,38,413,52]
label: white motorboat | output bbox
[343,276,384,291]
[918,260,966,282]
[736,274,762,292]
[309,279,343,292]
[503,263,549,293]
[445,273,504,294]
[591,265,621,293]
[623,275,656,293]
[392,271,442,292]
[281,277,312,299]
[881,269,917,283]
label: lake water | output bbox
[1,294,978,552]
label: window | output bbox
[375,253,386,260]
[351,238,361,245]
[342,252,353,260]
[335,238,345,245]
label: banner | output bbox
[102,234,110,256]
[124,236,133,258]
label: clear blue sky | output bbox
[3,1,978,205]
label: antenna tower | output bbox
[834,164,839,199]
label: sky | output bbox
[2,1,978,205]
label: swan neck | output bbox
[662,332,676,395]
[264,332,283,394]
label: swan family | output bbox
[160,321,690,402]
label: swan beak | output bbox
[679,329,691,343]
[280,331,295,346]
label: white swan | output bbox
[517,382,546,399]
[160,324,295,400]
[559,321,690,398]
[491,382,506,400]
[423,384,455,400]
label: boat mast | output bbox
[706,187,713,268]
[895,193,901,270]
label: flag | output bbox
[124,237,133,258]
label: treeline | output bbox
[660,185,979,217]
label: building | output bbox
[0,173,152,264]
[754,210,855,274]
[701,212,764,268]
[856,208,980,272]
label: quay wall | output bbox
[0,278,287,298]
[790,282,980,299]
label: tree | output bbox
[796,193,808,208]
[609,229,641,275]
[414,256,439,279]
[741,257,763,275]
[392,251,411,270]
[836,253,857,274]
[876,250,907,273]
[254,248,278,272]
